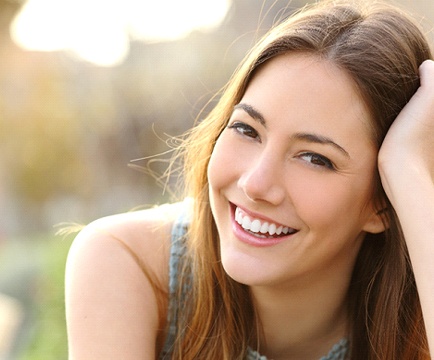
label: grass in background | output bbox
[0,232,74,360]
[19,233,73,360]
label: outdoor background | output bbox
[0,0,432,358]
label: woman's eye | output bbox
[298,152,335,170]
[227,122,259,140]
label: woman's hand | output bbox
[379,59,434,197]
[378,59,434,355]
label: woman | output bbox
[65,1,434,359]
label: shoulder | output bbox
[65,201,188,359]
[68,201,187,283]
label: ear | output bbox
[362,207,389,234]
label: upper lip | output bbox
[231,202,298,230]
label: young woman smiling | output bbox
[65,1,434,359]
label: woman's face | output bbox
[207,53,385,290]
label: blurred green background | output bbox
[0,0,432,358]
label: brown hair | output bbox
[170,1,433,358]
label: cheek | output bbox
[207,134,234,192]
[207,132,245,192]
[286,171,375,229]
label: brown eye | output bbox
[228,122,260,140]
[299,152,335,170]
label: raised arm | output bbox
[65,204,179,359]
[378,59,434,354]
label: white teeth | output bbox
[241,216,251,230]
[235,208,242,223]
[250,219,261,232]
[235,206,295,237]
[268,223,276,235]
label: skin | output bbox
[207,53,385,359]
[65,203,180,359]
[65,52,434,358]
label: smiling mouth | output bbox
[234,206,298,238]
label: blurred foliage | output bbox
[17,234,71,360]
[0,232,71,359]
[7,233,71,360]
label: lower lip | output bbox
[231,207,295,248]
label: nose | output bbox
[238,150,286,205]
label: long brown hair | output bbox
[170,1,433,358]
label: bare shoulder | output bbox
[65,201,188,359]
[68,200,186,285]
[78,201,185,269]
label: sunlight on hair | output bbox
[10,0,231,67]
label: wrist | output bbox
[379,155,433,203]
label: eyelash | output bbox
[298,152,335,170]
[227,121,260,140]
[227,121,335,170]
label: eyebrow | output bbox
[291,133,350,158]
[234,103,266,126]
[233,102,350,158]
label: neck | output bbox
[250,271,351,360]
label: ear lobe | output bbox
[362,208,389,234]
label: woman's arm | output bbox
[65,204,179,359]
[378,59,434,354]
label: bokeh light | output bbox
[10,0,232,66]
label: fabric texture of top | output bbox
[159,205,349,359]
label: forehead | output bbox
[242,53,375,144]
